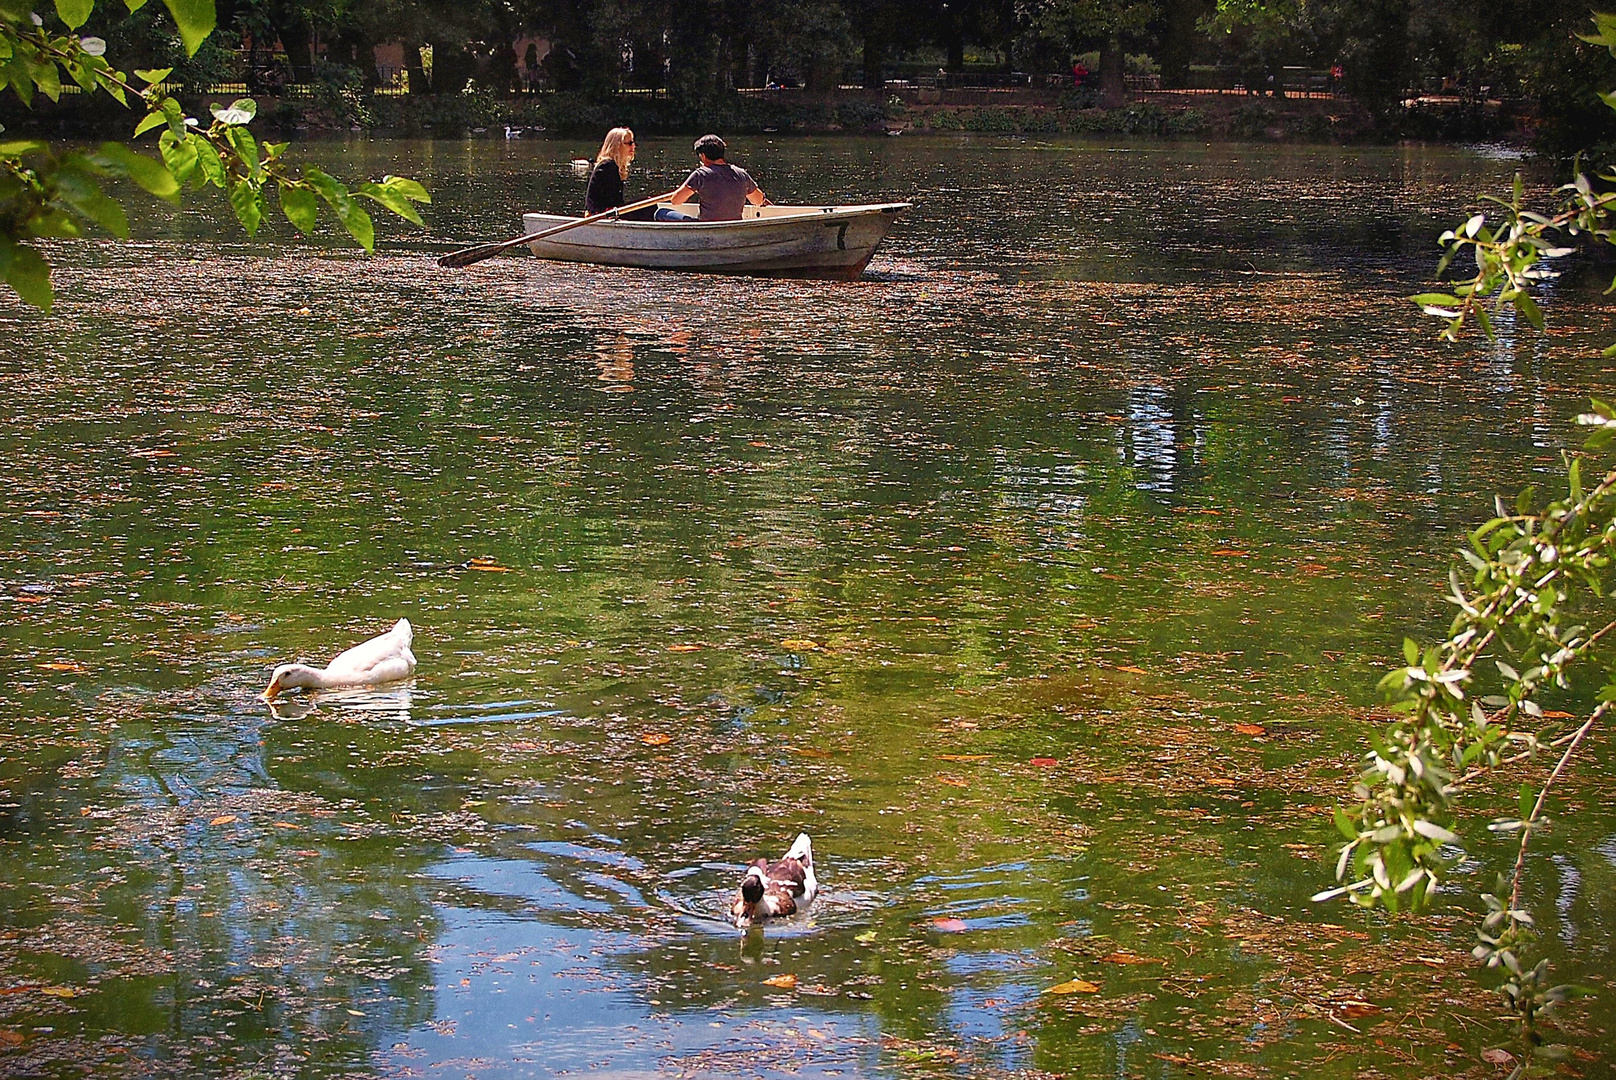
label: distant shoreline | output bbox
[2,88,1528,147]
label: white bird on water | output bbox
[263,619,417,699]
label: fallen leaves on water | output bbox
[854,931,877,944]
[930,918,968,933]
[937,754,991,762]
[762,973,798,989]
[1044,979,1101,995]
[467,557,512,572]
[1337,1000,1382,1019]
[1210,549,1248,557]
[209,815,238,826]
[641,733,672,746]
[780,639,819,651]
[935,776,969,788]
[667,643,702,652]
[1234,723,1266,736]
[0,1030,22,1046]
[38,987,80,998]
[1114,665,1149,675]
[1480,1048,1515,1065]
[791,746,832,758]
[1098,952,1164,965]
[37,661,85,672]
[1029,757,1059,767]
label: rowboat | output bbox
[519,202,911,280]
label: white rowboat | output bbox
[519,202,911,280]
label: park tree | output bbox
[0,0,428,311]
[1022,0,1159,104]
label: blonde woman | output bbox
[584,128,690,222]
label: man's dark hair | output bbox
[694,134,727,160]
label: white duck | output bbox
[263,619,417,699]
[732,833,818,927]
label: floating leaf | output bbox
[936,776,968,788]
[38,987,80,998]
[1338,1001,1382,1019]
[780,638,819,651]
[762,973,797,989]
[37,661,85,672]
[641,733,671,746]
[1234,723,1266,736]
[1044,979,1100,995]
[1114,665,1148,675]
[1029,757,1058,767]
[667,643,702,652]
[937,754,990,762]
[854,931,876,944]
[1098,952,1164,965]
[1210,549,1248,556]
[930,917,968,932]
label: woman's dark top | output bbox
[585,159,655,220]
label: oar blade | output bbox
[437,241,516,269]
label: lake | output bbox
[2,134,1613,1078]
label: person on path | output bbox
[666,134,771,222]
[584,127,689,221]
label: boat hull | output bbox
[520,203,910,280]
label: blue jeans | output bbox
[655,207,694,221]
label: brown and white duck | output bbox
[732,833,817,927]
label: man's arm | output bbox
[667,184,696,206]
[746,188,770,206]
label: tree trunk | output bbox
[406,40,429,95]
[1098,34,1126,107]
[862,34,886,90]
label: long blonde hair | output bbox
[595,127,634,176]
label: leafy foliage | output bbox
[1319,10,1616,1044]
[0,0,428,312]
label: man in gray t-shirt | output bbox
[666,135,771,221]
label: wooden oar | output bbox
[437,187,685,269]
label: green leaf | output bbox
[355,179,424,226]
[337,199,373,250]
[1516,291,1544,331]
[210,96,256,126]
[305,165,376,248]
[278,182,316,234]
[157,128,199,185]
[1403,638,1420,665]
[134,110,167,137]
[134,67,173,85]
[1333,807,1358,841]
[1518,782,1533,821]
[228,177,261,235]
[225,124,259,180]
[34,58,62,102]
[0,237,54,312]
[160,0,216,56]
[95,142,180,202]
[53,162,130,237]
[0,138,47,156]
[193,137,224,187]
[380,174,429,204]
[54,0,93,28]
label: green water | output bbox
[2,135,1614,1079]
